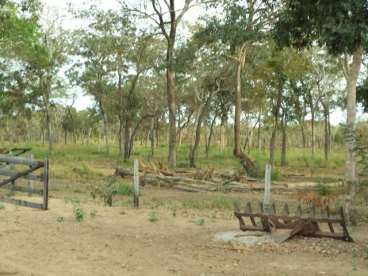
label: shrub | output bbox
[0,203,5,210]
[91,178,135,206]
[195,218,205,226]
[73,205,85,222]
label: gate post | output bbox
[133,159,139,208]
[43,159,49,210]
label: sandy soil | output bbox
[0,194,367,276]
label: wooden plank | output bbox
[0,163,43,188]
[234,212,344,223]
[326,206,335,233]
[0,197,44,209]
[0,169,42,181]
[0,154,43,167]
[246,202,257,226]
[0,185,43,196]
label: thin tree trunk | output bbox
[233,46,255,173]
[323,102,330,161]
[165,32,177,168]
[190,106,206,168]
[344,46,363,224]
[100,104,109,156]
[311,108,315,156]
[205,115,217,158]
[124,119,130,161]
[269,79,283,166]
[281,112,287,167]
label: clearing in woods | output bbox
[0,187,367,276]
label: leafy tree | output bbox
[273,0,368,222]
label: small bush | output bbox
[0,203,5,210]
[56,216,65,223]
[195,218,205,226]
[73,205,85,222]
[148,211,159,223]
[91,178,135,206]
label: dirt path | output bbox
[0,198,367,276]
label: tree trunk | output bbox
[190,105,206,168]
[269,79,283,166]
[311,107,315,156]
[167,45,177,168]
[323,102,330,161]
[299,122,306,148]
[150,117,155,157]
[281,112,287,167]
[205,115,216,158]
[344,46,363,224]
[100,103,109,156]
[124,119,130,161]
[233,48,255,173]
[45,107,52,155]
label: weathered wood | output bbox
[234,204,353,242]
[1,185,43,196]
[263,164,271,213]
[0,197,44,209]
[133,159,139,208]
[0,169,42,181]
[42,159,49,210]
[0,154,43,167]
[0,163,43,188]
[326,206,335,233]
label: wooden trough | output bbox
[234,202,353,243]
[0,154,49,210]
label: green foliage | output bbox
[73,204,85,222]
[148,211,159,223]
[90,178,134,207]
[0,203,5,210]
[274,0,368,55]
[195,218,205,226]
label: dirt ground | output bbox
[0,188,367,276]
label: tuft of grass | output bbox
[0,203,5,210]
[56,216,65,223]
[195,218,205,226]
[148,211,159,223]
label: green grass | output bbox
[0,142,346,184]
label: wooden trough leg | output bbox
[246,202,257,227]
[326,206,335,233]
[339,207,353,242]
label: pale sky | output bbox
[40,0,366,125]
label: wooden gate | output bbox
[0,154,49,210]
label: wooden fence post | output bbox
[133,159,139,208]
[263,163,272,213]
[43,159,49,210]
[28,154,34,196]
